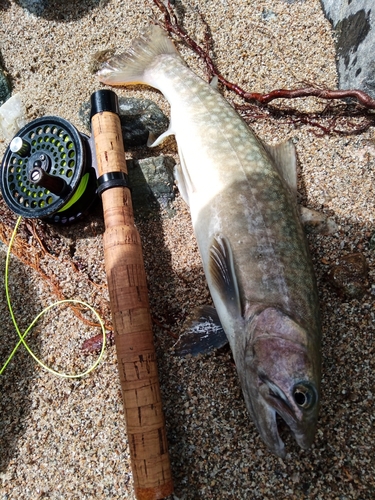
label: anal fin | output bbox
[147,126,174,147]
[174,162,190,206]
[173,146,194,206]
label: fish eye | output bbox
[293,383,316,409]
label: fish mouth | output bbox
[253,375,318,457]
[256,403,307,459]
[273,409,315,456]
[257,406,287,458]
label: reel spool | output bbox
[0,116,98,224]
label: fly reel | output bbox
[0,115,98,224]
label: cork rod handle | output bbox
[90,90,173,500]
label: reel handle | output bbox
[90,90,173,500]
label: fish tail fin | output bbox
[97,25,178,87]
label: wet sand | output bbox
[0,0,374,498]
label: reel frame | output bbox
[0,116,98,224]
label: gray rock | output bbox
[127,156,176,217]
[79,97,169,148]
[320,1,375,98]
[118,97,169,147]
[0,64,11,106]
[14,0,109,18]
[16,0,46,16]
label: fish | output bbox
[98,25,321,458]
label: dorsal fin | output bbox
[264,139,297,196]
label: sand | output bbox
[0,0,374,498]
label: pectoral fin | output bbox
[173,305,228,356]
[209,235,242,318]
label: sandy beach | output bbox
[0,0,374,498]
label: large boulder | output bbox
[320,1,375,98]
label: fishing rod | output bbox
[0,89,173,500]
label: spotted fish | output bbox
[98,25,321,458]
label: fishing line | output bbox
[0,216,106,378]
[57,172,90,213]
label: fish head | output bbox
[238,307,320,458]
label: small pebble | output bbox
[327,253,369,299]
[369,231,375,250]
